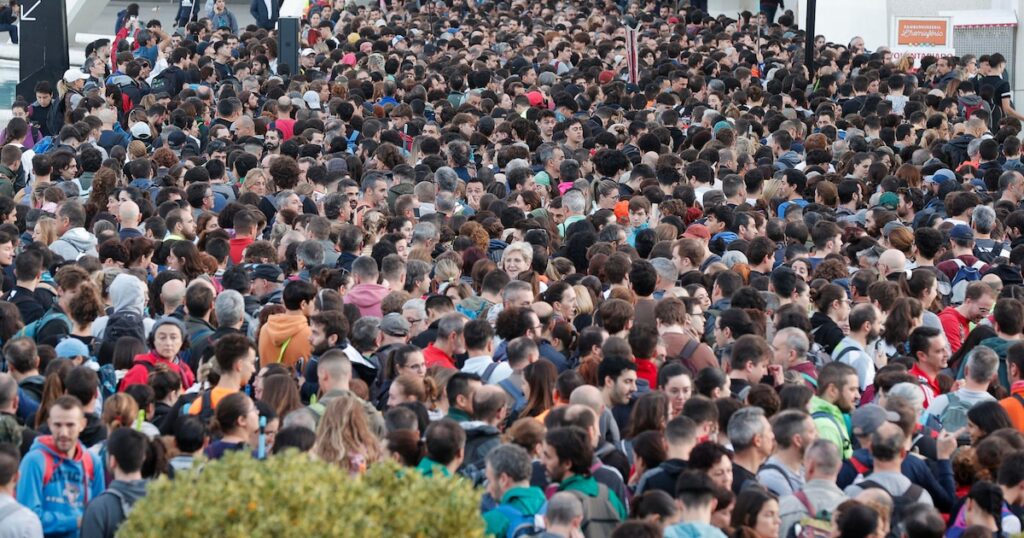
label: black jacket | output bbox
[636,458,688,496]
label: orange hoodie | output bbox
[257,313,313,368]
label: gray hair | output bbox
[537,143,559,166]
[275,189,297,208]
[771,410,811,449]
[650,258,679,286]
[215,290,245,328]
[434,166,460,193]
[972,205,996,234]
[775,327,809,360]
[967,138,983,158]
[546,491,584,526]
[296,240,325,267]
[485,444,532,482]
[887,382,925,410]
[436,192,457,214]
[503,280,534,301]
[436,312,467,340]
[598,224,625,243]
[505,158,531,174]
[0,373,17,410]
[563,189,586,214]
[805,438,841,475]
[411,222,438,245]
[402,298,426,318]
[720,250,748,269]
[502,242,534,265]
[352,256,379,281]
[965,345,999,384]
[350,317,381,353]
[727,406,767,452]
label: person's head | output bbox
[849,303,881,341]
[423,417,466,467]
[966,401,1013,445]
[47,395,86,456]
[869,421,906,463]
[211,392,259,437]
[961,281,996,321]
[545,491,585,531]
[909,326,949,374]
[598,356,637,405]
[730,488,780,538]
[727,406,774,458]
[435,313,467,354]
[542,426,593,482]
[966,480,1004,530]
[804,438,842,482]
[214,333,257,387]
[834,502,882,538]
[730,334,771,383]
[994,298,1024,337]
[771,326,809,367]
[282,279,317,315]
[772,410,816,457]
[147,318,187,360]
[485,443,532,501]
[818,361,859,411]
[964,346,999,386]
[106,427,147,476]
[446,372,482,414]
[659,362,693,416]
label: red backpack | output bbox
[41,449,96,503]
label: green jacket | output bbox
[558,474,627,520]
[810,395,852,459]
[415,457,451,478]
[448,408,472,423]
[0,165,14,199]
[483,486,548,537]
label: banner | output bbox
[892,17,953,48]
[625,23,640,85]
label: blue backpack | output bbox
[16,308,70,339]
[950,258,986,304]
[493,502,547,538]
[32,136,56,154]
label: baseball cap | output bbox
[300,48,316,57]
[882,221,907,238]
[130,122,152,140]
[63,67,89,83]
[380,313,411,337]
[327,158,348,174]
[878,192,899,210]
[851,404,900,437]
[683,224,710,240]
[924,169,955,184]
[526,91,545,107]
[55,338,91,359]
[250,264,284,282]
[167,130,187,149]
[950,224,974,241]
[599,70,615,84]
[302,90,322,111]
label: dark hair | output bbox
[210,392,254,436]
[731,488,776,531]
[597,356,637,387]
[272,425,317,454]
[423,418,465,465]
[834,501,880,538]
[107,427,148,473]
[967,401,1013,441]
[688,440,731,472]
[544,426,593,475]
[172,415,208,454]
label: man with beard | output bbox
[164,207,196,242]
[16,396,105,536]
[809,362,860,459]
[264,128,282,155]
[301,311,362,402]
[831,304,882,392]
[756,411,817,497]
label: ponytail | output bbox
[34,359,74,429]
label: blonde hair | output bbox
[761,178,785,203]
[102,393,140,431]
[311,395,382,471]
[34,216,59,246]
[502,241,534,267]
[573,285,594,316]
[434,257,461,286]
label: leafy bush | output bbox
[119,452,485,537]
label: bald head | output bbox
[472,384,508,423]
[569,385,604,415]
[161,279,186,310]
[119,200,140,227]
[877,249,906,276]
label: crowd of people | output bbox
[0,0,1023,537]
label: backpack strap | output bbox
[1012,393,1024,409]
[276,337,293,364]
[679,338,700,361]
[481,361,500,383]
[793,490,815,516]
[849,455,870,475]
[800,372,818,388]
[832,345,858,364]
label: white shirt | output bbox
[462,355,513,384]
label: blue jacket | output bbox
[836,447,956,513]
[17,435,105,538]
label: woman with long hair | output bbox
[374,345,426,410]
[167,241,206,281]
[205,392,261,459]
[34,359,74,428]
[520,360,557,419]
[259,374,303,421]
[312,395,382,474]
[730,488,781,538]
[882,297,923,357]
[809,283,849,354]
[967,401,1013,445]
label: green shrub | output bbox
[119,452,485,537]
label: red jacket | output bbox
[635,358,657,389]
[423,343,455,369]
[119,351,195,391]
[938,306,970,354]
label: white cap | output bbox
[63,68,89,83]
[300,48,316,57]
[130,122,152,139]
[302,90,321,111]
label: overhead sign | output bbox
[892,17,953,48]
[16,0,71,101]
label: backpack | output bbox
[96,310,147,360]
[42,448,96,502]
[568,483,621,538]
[674,339,702,376]
[31,136,55,154]
[962,100,984,120]
[950,258,986,304]
[16,307,71,340]
[857,480,924,538]
[181,389,216,425]
[787,490,833,538]
[493,501,547,538]
[974,239,1007,264]
[150,70,173,94]
[937,392,973,438]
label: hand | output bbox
[767,364,784,386]
[937,430,958,460]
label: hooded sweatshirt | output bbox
[16,435,106,538]
[482,486,549,537]
[460,421,501,471]
[342,283,389,318]
[663,522,727,538]
[80,479,148,538]
[257,313,312,368]
[120,350,196,390]
[49,227,99,262]
[92,274,155,339]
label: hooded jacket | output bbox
[482,486,548,537]
[16,435,106,538]
[456,295,494,320]
[810,395,851,459]
[774,150,802,170]
[50,228,99,262]
[120,350,196,391]
[257,313,312,368]
[460,421,502,471]
[943,134,976,168]
[342,283,390,318]
[80,478,148,538]
[92,273,155,339]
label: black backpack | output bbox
[857,479,924,538]
[96,311,147,362]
